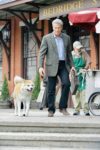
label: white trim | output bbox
[0,0,15,5]
[95,21,100,33]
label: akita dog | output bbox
[12,76,34,116]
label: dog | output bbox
[12,76,34,116]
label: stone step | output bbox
[0,132,100,148]
[0,109,100,134]
[0,146,99,150]
[0,121,100,134]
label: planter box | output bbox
[30,101,40,109]
[0,101,10,109]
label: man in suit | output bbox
[39,18,74,117]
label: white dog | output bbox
[12,76,34,116]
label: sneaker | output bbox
[48,111,54,117]
[73,111,80,115]
[84,112,90,116]
[59,109,70,116]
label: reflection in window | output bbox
[79,35,90,55]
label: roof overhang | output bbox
[0,0,33,9]
[0,0,66,20]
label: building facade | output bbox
[0,0,99,95]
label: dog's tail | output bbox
[14,76,24,85]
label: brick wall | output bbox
[2,16,49,95]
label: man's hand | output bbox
[80,68,87,73]
[39,67,45,79]
[70,66,76,72]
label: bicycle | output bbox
[86,70,100,116]
[71,69,100,116]
[88,91,100,116]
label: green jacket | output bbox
[72,50,90,91]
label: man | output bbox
[72,41,91,116]
[39,18,74,117]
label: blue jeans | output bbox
[47,61,70,113]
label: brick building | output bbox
[0,0,99,95]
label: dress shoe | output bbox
[84,112,90,116]
[48,111,54,117]
[73,111,80,115]
[59,109,70,116]
[40,107,43,110]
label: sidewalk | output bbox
[0,108,100,125]
[0,108,100,149]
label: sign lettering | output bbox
[39,0,100,20]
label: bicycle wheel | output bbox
[88,92,100,116]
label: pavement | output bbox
[0,108,100,150]
[0,108,100,125]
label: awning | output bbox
[68,8,100,32]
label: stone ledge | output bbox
[0,101,11,109]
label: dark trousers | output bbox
[47,61,71,113]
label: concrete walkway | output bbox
[0,108,100,125]
[0,108,100,150]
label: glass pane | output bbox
[23,30,38,80]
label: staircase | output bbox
[0,109,100,149]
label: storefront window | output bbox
[79,35,90,54]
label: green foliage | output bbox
[32,72,40,100]
[1,75,10,101]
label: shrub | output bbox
[1,75,10,101]
[32,72,40,100]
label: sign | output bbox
[39,0,100,20]
[95,21,100,33]
[0,0,15,5]
[95,77,100,88]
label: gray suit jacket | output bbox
[39,32,73,76]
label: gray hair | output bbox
[52,18,63,27]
